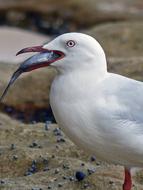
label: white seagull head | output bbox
[0,32,107,101]
[43,33,107,73]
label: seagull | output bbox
[0,32,143,190]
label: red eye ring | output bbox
[66,40,76,47]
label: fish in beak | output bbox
[0,45,65,101]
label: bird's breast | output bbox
[49,74,99,151]
[49,73,143,167]
[49,74,116,155]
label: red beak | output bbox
[16,45,47,56]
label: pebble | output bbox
[81,163,85,167]
[58,183,63,188]
[75,171,86,181]
[31,188,43,190]
[48,186,52,189]
[53,128,62,136]
[55,145,59,149]
[87,168,96,175]
[63,164,70,170]
[0,180,5,184]
[43,167,50,172]
[43,158,48,165]
[45,121,51,131]
[32,121,37,124]
[83,183,90,189]
[12,155,18,160]
[109,180,114,185]
[56,137,66,143]
[10,144,16,150]
[25,171,33,176]
[51,155,55,159]
[25,160,37,176]
[90,156,96,162]
[54,168,60,174]
[62,176,68,180]
[29,141,42,148]
[69,176,75,181]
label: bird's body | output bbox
[50,69,143,168]
[1,32,142,190]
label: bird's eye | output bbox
[66,40,76,47]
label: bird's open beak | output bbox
[0,45,65,101]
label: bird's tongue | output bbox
[0,46,64,101]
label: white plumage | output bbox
[1,32,142,190]
[48,33,143,168]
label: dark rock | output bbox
[53,128,62,136]
[29,141,42,148]
[45,121,51,130]
[83,183,90,189]
[58,183,63,188]
[90,156,96,162]
[87,168,96,175]
[69,176,75,181]
[10,143,16,150]
[63,164,70,170]
[57,137,66,143]
[75,171,86,181]
[12,155,18,160]
[0,180,5,184]
[81,163,85,167]
[54,168,60,174]
[43,167,50,172]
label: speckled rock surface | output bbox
[0,113,143,190]
[0,0,143,28]
[85,21,143,58]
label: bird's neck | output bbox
[56,65,107,84]
[51,67,108,100]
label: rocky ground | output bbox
[0,113,143,190]
[1,0,143,190]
